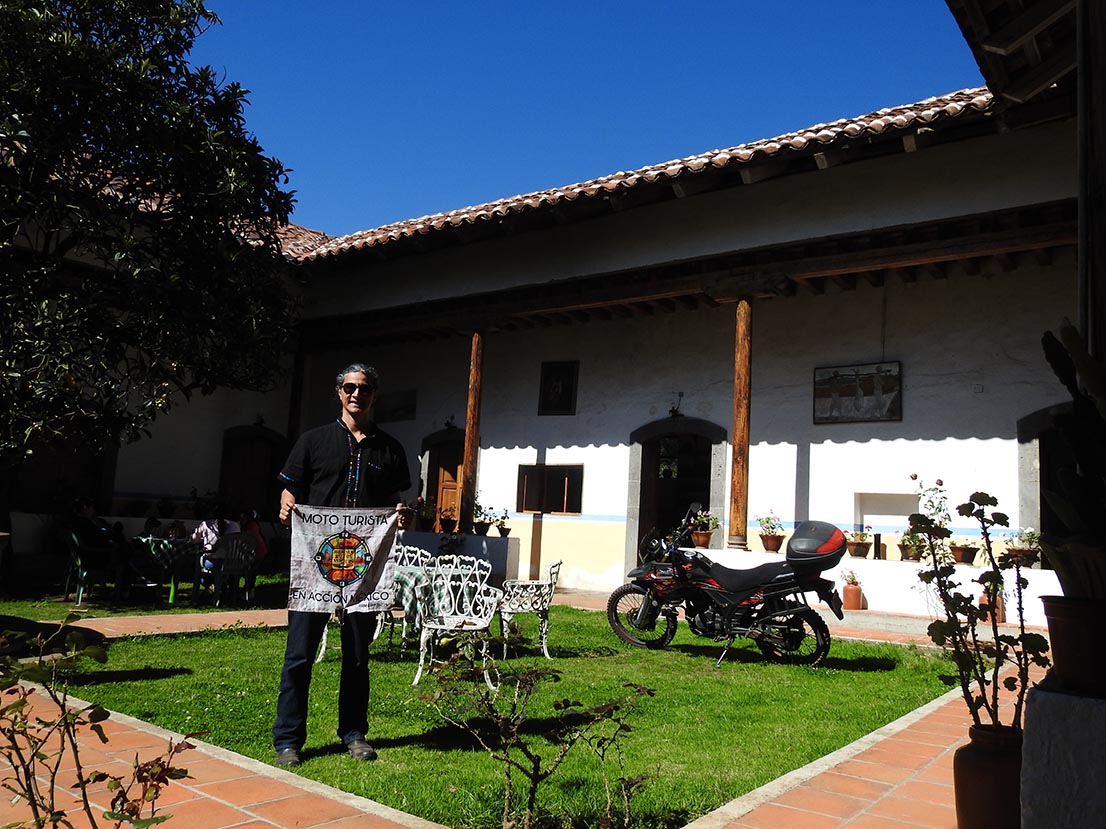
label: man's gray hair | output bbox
[336,363,380,390]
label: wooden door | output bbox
[430,439,463,530]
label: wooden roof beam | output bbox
[740,160,788,185]
[860,270,885,288]
[981,0,1076,55]
[831,274,858,291]
[1002,46,1077,103]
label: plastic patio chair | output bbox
[206,532,258,607]
[499,560,562,659]
[411,554,500,687]
[62,532,113,606]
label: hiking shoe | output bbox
[275,748,301,767]
[345,737,377,761]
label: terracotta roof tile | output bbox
[300,87,993,262]
[275,223,332,260]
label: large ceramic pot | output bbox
[1041,595,1106,696]
[842,583,863,611]
[847,541,870,558]
[953,724,1022,829]
[760,534,784,553]
[691,530,714,548]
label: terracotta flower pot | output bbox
[953,724,1022,829]
[1041,595,1106,696]
[979,590,1005,624]
[898,543,922,561]
[496,526,511,537]
[473,521,491,536]
[847,541,870,558]
[950,544,979,565]
[691,530,714,548]
[438,518,457,534]
[842,582,863,610]
[760,533,784,553]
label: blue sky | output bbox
[188,2,984,237]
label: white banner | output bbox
[288,505,399,613]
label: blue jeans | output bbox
[272,610,378,751]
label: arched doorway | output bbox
[626,418,728,568]
[421,427,465,531]
[219,424,286,519]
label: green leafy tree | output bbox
[0,0,297,461]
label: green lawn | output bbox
[61,606,954,829]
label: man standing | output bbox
[272,363,411,766]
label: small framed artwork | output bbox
[538,360,579,416]
[373,389,416,423]
[813,361,902,424]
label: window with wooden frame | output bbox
[517,464,583,515]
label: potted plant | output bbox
[949,538,980,565]
[845,525,872,557]
[912,492,1051,829]
[1038,323,1106,694]
[840,569,864,610]
[438,503,458,534]
[896,529,925,561]
[412,496,437,532]
[689,509,720,547]
[492,508,511,537]
[1004,526,1040,564]
[754,512,785,552]
[471,495,491,536]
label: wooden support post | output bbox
[460,331,484,534]
[1078,0,1106,359]
[728,300,752,549]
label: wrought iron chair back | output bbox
[412,554,501,687]
[500,560,562,659]
[374,544,436,650]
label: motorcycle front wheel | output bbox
[607,583,677,649]
[755,604,830,666]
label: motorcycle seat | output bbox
[707,560,791,594]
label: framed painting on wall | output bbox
[538,360,579,416]
[813,361,902,424]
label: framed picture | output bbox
[538,360,579,416]
[813,361,902,424]
[373,389,416,423]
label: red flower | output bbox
[910,473,918,480]
[935,479,943,486]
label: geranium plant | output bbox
[755,512,784,536]
[690,510,720,531]
[840,569,860,585]
[913,492,1050,728]
[492,509,509,530]
[847,525,872,542]
[1007,527,1040,550]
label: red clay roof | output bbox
[276,222,332,260]
[300,87,994,263]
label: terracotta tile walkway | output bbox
[7,592,1004,829]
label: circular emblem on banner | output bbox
[314,530,372,586]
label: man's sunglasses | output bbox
[339,383,375,396]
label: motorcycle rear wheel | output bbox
[755,604,830,666]
[607,583,677,649]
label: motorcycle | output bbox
[607,503,847,667]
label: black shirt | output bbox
[279,420,411,508]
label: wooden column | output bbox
[728,299,752,549]
[459,331,484,534]
[1078,0,1106,359]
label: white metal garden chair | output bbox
[411,554,501,687]
[377,544,436,647]
[499,560,562,659]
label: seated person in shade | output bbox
[192,505,240,573]
[65,497,145,598]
